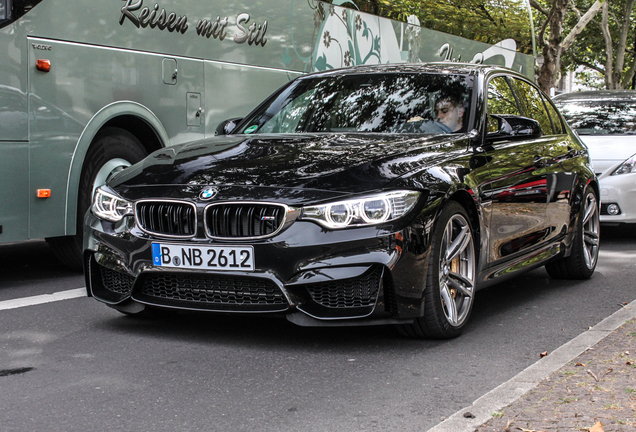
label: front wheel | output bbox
[545,186,600,279]
[398,201,477,339]
[47,128,147,271]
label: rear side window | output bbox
[542,97,565,134]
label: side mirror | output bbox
[215,117,243,136]
[486,114,542,142]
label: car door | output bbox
[481,75,551,264]
[508,79,577,244]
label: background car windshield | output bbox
[556,100,636,135]
[238,73,473,134]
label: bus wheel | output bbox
[46,127,148,271]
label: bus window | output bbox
[332,0,534,56]
[0,0,9,22]
[1,0,45,28]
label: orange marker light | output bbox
[37,189,51,198]
[36,59,51,72]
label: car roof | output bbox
[297,62,511,80]
[553,90,636,102]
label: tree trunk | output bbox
[600,1,614,88]
[535,0,603,93]
[537,0,569,93]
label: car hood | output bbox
[577,135,636,161]
[111,133,465,203]
[575,134,636,175]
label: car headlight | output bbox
[91,186,133,222]
[300,191,420,229]
[611,153,636,176]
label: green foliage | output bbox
[534,0,636,89]
[328,0,534,54]
[575,69,606,90]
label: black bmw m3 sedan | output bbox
[84,63,599,339]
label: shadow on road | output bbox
[601,223,636,241]
[0,240,82,291]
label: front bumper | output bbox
[598,171,636,224]
[84,212,430,325]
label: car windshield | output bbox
[555,99,636,135]
[236,72,473,135]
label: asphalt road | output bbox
[1,227,635,432]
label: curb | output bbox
[427,298,636,432]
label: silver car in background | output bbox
[554,90,636,224]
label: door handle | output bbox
[533,155,546,168]
[567,146,577,158]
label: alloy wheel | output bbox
[582,193,600,269]
[439,214,476,327]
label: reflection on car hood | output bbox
[576,135,636,161]
[112,133,464,197]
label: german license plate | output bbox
[151,243,254,271]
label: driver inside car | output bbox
[406,94,466,133]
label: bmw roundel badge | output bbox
[199,187,218,200]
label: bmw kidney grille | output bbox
[205,203,286,238]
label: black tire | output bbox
[545,186,600,279]
[398,201,477,339]
[47,127,147,271]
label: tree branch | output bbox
[538,6,552,47]
[614,0,635,78]
[530,0,549,16]
[621,54,636,89]
[572,58,606,74]
[600,1,614,88]
[561,0,603,51]
[569,4,582,20]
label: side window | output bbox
[486,76,521,133]
[509,79,554,135]
[1,0,45,29]
[543,96,565,134]
[0,0,9,22]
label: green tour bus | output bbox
[0,0,535,269]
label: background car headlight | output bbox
[300,191,420,229]
[611,153,636,175]
[92,186,133,222]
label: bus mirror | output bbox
[215,118,243,136]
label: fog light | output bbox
[607,204,620,215]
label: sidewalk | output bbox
[475,316,636,432]
[428,300,636,432]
